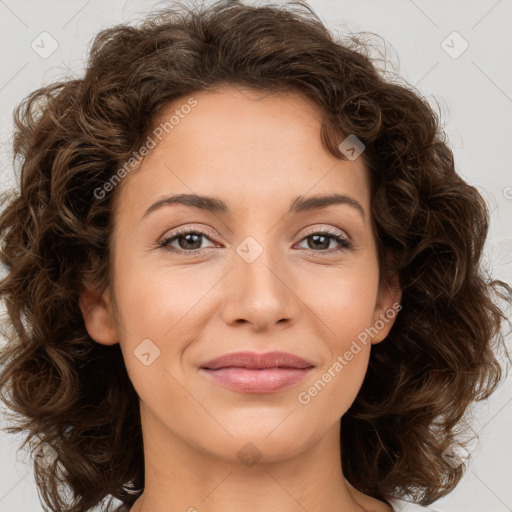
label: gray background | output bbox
[0,0,511,511]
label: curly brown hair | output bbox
[0,1,510,511]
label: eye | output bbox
[158,228,217,255]
[295,229,353,255]
[157,227,353,256]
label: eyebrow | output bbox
[142,192,365,221]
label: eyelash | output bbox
[157,227,353,256]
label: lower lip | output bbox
[200,367,313,393]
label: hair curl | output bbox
[0,1,510,511]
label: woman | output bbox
[0,1,509,511]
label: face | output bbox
[81,86,400,464]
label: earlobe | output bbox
[79,286,119,345]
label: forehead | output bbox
[114,86,370,220]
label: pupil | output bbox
[310,234,329,250]
[180,233,201,250]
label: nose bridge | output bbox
[237,230,287,297]
[220,230,297,330]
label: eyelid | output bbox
[156,224,221,255]
[161,223,218,240]
[299,225,350,240]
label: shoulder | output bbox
[388,497,443,511]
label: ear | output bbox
[79,285,119,345]
[369,267,402,344]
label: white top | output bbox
[388,497,442,511]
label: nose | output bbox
[219,237,299,332]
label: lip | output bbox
[199,351,315,394]
[200,350,314,370]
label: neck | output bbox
[129,406,372,512]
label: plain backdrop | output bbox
[0,1,511,511]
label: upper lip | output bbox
[200,351,315,370]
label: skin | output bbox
[80,86,401,512]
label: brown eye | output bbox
[159,229,216,254]
[296,230,353,254]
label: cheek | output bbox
[304,258,379,399]
[296,277,377,419]
[114,251,211,340]
[112,256,221,396]
[307,257,380,341]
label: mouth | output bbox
[200,367,314,393]
[199,351,315,393]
